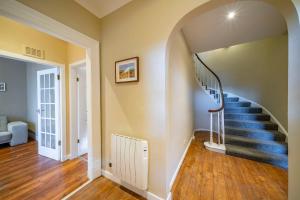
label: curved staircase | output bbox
[194,54,288,169]
[224,94,288,169]
[206,90,288,169]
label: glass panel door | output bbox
[37,68,60,160]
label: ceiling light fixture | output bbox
[227,11,236,19]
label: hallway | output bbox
[172,132,287,200]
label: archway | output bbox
[166,0,300,198]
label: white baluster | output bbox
[210,112,213,144]
[217,112,220,145]
[222,110,225,144]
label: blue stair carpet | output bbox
[205,86,288,169]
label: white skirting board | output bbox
[101,169,165,200]
[61,179,93,200]
[168,135,194,192]
[64,133,194,200]
[105,134,194,199]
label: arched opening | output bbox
[166,0,300,198]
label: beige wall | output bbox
[17,0,101,40]
[0,16,67,64]
[166,30,194,188]
[14,0,300,198]
[98,0,209,197]
[0,16,85,154]
[199,34,288,130]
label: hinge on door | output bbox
[77,139,80,143]
[57,74,60,80]
[58,140,61,146]
[76,77,79,82]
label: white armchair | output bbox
[0,116,28,146]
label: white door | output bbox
[77,67,88,156]
[37,68,61,160]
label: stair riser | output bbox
[225,102,251,108]
[225,139,287,154]
[225,108,262,114]
[225,121,278,130]
[225,129,286,142]
[214,94,228,99]
[224,114,270,121]
[224,97,239,102]
[225,151,288,169]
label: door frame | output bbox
[0,1,101,180]
[69,59,86,159]
[0,49,66,162]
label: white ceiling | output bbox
[74,0,133,19]
[182,1,287,53]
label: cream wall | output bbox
[17,0,101,41]
[199,34,288,130]
[98,0,209,197]
[0,16,85,154]
[14,0,300,198]
[166,30,195,188]
[0,16,67,64]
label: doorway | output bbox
[37,68,62,160]
[70,60,88,159]
[0,0,101,182]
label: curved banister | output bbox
[194,53,225,113]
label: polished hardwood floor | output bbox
[0,140,88,200]
[69,177,145,200]
[2,133,287,200]
[172,132,288,200]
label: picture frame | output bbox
[0,82,6,92]
[115,57,139,83]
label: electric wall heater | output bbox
[111,134,148,190]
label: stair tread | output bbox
[226,134,287,146]
[225,126,284,135]
[225,113,269,116]
[225,119,277,125]
[226,144,288,161]
[225,101,250,104]
[225,106,261,109]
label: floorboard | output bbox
[171,132,288,200]
[0,140,88,200]
[69,176,145,200]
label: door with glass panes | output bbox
[37,68,61,160]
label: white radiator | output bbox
[111,134,148,190]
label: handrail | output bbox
[194,53,225,113]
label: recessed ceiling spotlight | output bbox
[227,11,236,19]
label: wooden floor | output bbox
[172,132,288,200]
[0,140,88,200]
[69,177,145,200]
[4,133,286,199]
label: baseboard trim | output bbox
[101,169,164,200]
[62,179,92,200]
[168,134,194,194]
[166,192,172,200]
[194,128,210,133]
[63,154,71,161]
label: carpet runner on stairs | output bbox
[209,89,288,169]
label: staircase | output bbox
[194,54,288,169]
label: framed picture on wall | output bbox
[115,57,139,83]
[0,82,6,92]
